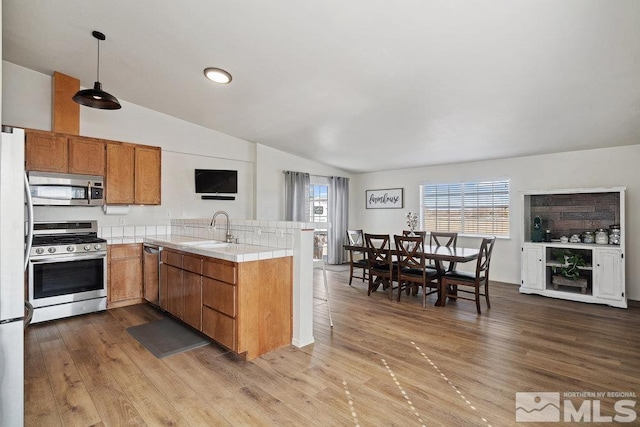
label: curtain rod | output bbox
[282,170,349,180]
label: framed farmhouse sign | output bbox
[366,188,404,209]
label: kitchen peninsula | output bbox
[143,235,293,360]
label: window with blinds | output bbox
[420,179,510,237]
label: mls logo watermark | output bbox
[516,392,637,423]
[516,392,561,422]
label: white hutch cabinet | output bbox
[519,187,626,308]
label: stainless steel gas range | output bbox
[27,220,107,323]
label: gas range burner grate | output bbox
[32,235,107,246]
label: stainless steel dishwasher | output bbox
[142,243,162,306]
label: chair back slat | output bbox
[476,237,496,279]
[364,233,392,265]
[430,232,458,271]
[345,229,368,285]
[430,232,458,248]
[346,229,364,246]
[402,230,426,250]
[394,234,425,270]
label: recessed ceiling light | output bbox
[203,67,232,84]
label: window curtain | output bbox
[327,176,349,264]
[284,171,310,221]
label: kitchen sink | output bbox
[193,242,233,249]
[180,240,231,249]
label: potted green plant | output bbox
[551,249,588,293]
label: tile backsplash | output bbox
[100,225,170,243]
[101,219,325,249]
[170,219,325,249]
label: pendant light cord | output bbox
[96,36,100,82]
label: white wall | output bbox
[350,145,640,300]
[254,143,351,220]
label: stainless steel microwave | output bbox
[28,171,104,206]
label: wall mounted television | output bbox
[195,169,238,194]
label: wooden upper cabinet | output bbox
[25,130,68,173]
[25,129,160,205]
[106,142,135,204]
[25,129,106,176]
[135,145,161,205]
[68,137,105,175]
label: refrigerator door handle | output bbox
[24,171,34,272]
[24,300,33,328]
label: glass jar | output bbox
[609,226,621,245]
[582,231,594,244]
[595,228,608,245]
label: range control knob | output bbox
[67,246,75,252]
[94,244,102,250]
[84,244,91,251]
[48,247,56,253]
[35,247,44,254]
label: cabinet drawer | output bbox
[202,277,236,317]
[203,259,237,284]
[162,250,183,268]
[202,306,236,350]
[183,254,203,274]
[109,244,140,259]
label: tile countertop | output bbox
[135,235,293,263]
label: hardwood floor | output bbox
[25,267,640,426]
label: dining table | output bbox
[343,243,481,306]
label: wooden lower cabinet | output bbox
[202,277,236,316]
[183,270,202,330]
[161,248,292,360]
[161,250,202,330]
[108,244,143,308]
[202,306,236,350]
[165,264,184,317]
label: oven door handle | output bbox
[29,253,107,264]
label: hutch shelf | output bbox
[519,187,626,308]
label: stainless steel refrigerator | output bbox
[0,126,32,426]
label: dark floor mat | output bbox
[126,317,210,358]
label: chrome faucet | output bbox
[210,210,234,243]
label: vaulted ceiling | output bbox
[3,1,640,173]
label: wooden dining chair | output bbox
[400,230,427,295]
[364,233,396,301]
[394,234,439,308]
[346,229,368,286]
[429,232,458,272]
[441,237,496,314]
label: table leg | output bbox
[435,260,444,307]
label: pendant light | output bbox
[73,31,121,110]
